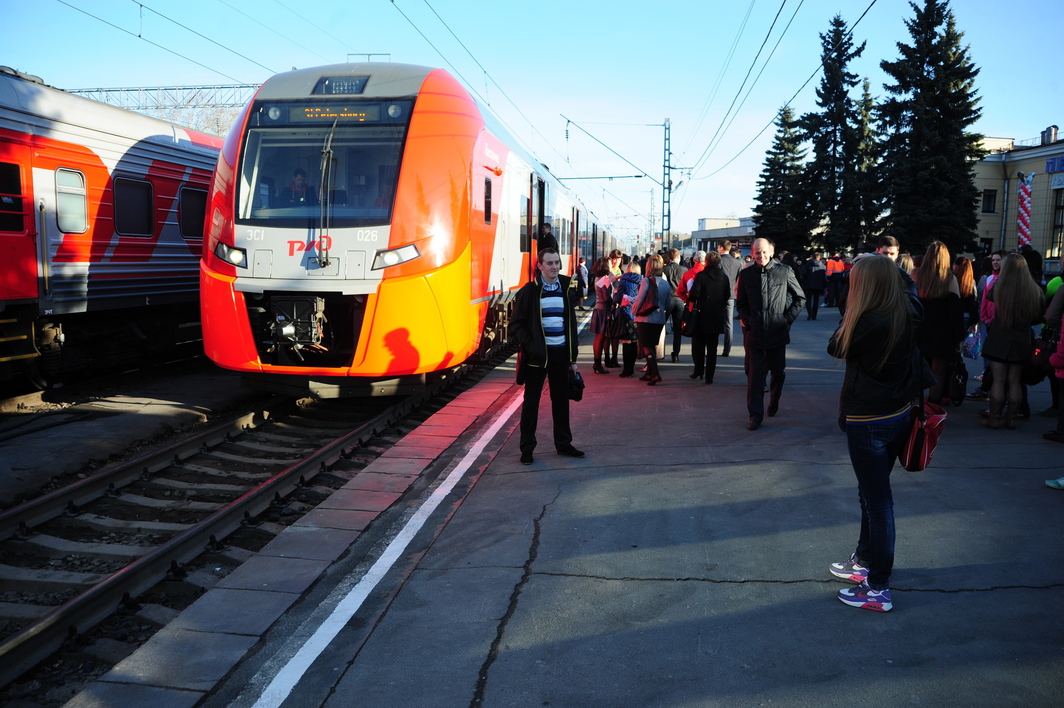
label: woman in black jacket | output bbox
[686,251,730,384]
[827,255,924,613]
[914,241,965,406]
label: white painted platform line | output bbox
[251,393,523,708]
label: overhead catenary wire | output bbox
[132,1,277,74]
[689,0,807,176]
[693,0,881,181]
[687,0,794,176]
[680,0,758,158]
[55,0,249,83]
[218,0,334,64]
[388,0,571,173]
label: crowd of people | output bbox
[514,235,1064,613]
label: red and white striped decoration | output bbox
[1017,172,1034,246]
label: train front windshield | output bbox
[235,99,414,228]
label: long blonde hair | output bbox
[994,253,1043,328]
[834,255,912,372]
[953,257,975,299]
[914,241,954,299]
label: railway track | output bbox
[0,363,480,694]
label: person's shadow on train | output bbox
[384,329,419,374]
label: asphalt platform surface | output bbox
[55,309,1064,707]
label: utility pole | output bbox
[662,118,671,250]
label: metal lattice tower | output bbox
[66,84,260,110]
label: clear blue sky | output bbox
[4,0,1061,248]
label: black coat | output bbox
[736,260,805,349]
[687,267,731,334]
[918,293,965,358]
[828,279,926,417]
[511,274,579,372]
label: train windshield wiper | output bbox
[317,116,340,267]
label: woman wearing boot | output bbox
[981,253,1045,429]
[632,254,671,386]
[614,261,643,378]
[687,251,730,384]
[588,257,618,374]
[827,254,923,612]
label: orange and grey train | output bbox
[0,67,222,389]
[200,63,615,396]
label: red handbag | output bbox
[900,399,947,472]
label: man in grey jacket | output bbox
[736,238,805,430]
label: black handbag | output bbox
[1023,329,1056,386]
[948,352,967,407]
[568,369,585,401]
[680,303,697,337]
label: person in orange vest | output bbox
[825,254,846,307]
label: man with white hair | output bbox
[676,250,706,303]
[736,238,805,430]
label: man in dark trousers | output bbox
[662,248,686,362]
[736,237,805,431]
[716,240,742,357]
[512,248,582,464]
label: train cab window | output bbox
[0,162,24,232]
[114,178,153,236]
[236,98,413,229]
[484,178,492,225]
[179,188,208,239]
[55,169,88,233]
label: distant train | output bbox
[200,63,617,396]
[0,66,223,389]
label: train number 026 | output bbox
[356,230,379,242]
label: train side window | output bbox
[55,168,88,233]
[484,178,492,225]
[520,196,530,252]
[179,188,208,239]
[0,162,24,232]
[114,178,153,236]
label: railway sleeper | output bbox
[148,477,253,494]
[5,534,150,562]
[0,601,50,622]
[201,449,299,465]
[0,563,109,593]
[161,462,271,482]
[59,515,190,534]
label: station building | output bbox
[974,126,1063,271]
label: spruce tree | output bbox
[854,78,884,249]
[753,106,813,253]
[878,0,984,255]
[799,14,866,256]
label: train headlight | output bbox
[387,104,402,118]
[371,244,420,270]
[214,242,248,267]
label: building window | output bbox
[981,189,997,214]
[114,178,153,236]
[179,188,208,239]
[1050,189,1064,259]
[56,169,88,233]
[0,162,24,232]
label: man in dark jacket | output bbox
[717,240,742,356]
[736,238,806,430]
[511,248,582,464]
[800,252,828,321]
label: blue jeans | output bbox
[845,415,910,590]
